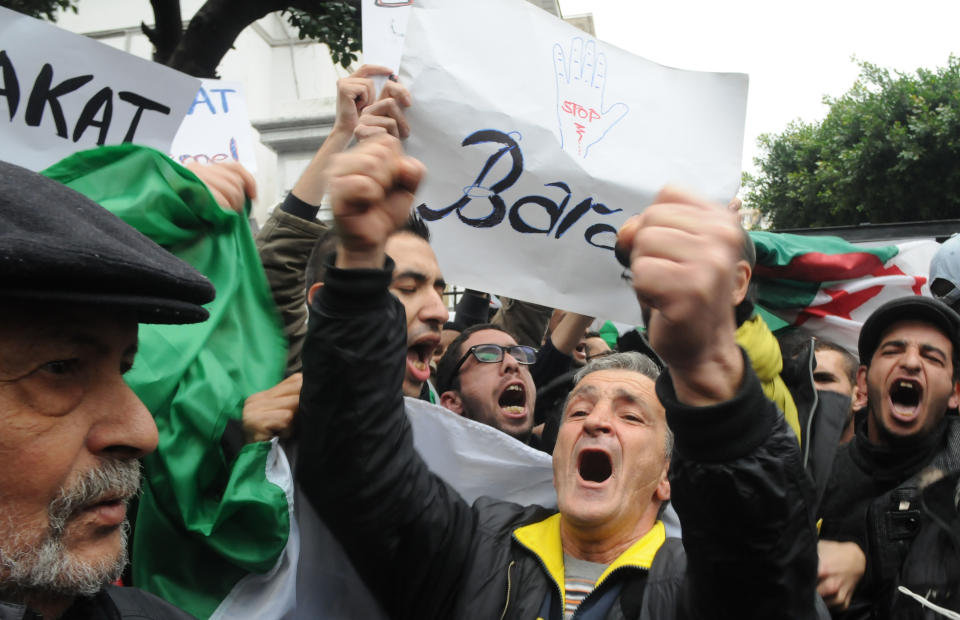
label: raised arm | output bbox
[618,188,822,619]
[296,136,477,619]
[255,65,411,374]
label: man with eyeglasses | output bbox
[296,135,824,619]
[574,331,613,367]
[435,325,539,443]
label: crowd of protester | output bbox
[2,60,960,620]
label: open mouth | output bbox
[406,342,435,381]
[889,379,922,419]
[578,450,612,483]
[498,384,526,416]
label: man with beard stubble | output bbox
[0,161,212,619]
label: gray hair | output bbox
[573,350,661,384]
[567,351,673,461]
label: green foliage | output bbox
[745,57,960,229]
[0,0,78,20]
[285,2,360,69]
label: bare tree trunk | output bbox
[143,0,183,64]
[166,0,285,77]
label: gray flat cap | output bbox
[0,159,215,324]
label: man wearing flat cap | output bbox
[817,296,960,617]
[0,160,209,619]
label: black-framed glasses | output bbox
[586,349,615,362]
[452,344,537,377]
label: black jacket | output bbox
[0,586,195,620]
[297,257,824,620]
[820,415,960,620]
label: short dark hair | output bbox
[304,212,428,293]
[399,211,430,243]
[436,323,513,394]
[814,339,858,386]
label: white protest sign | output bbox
[0,6,198,171]
[170,80,257,172]
[402,0,748,324]
[361,0,412,94]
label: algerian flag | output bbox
[44,145,292,620]
[750,231,940,358]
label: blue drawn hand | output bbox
[553,37,629,159]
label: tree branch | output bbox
[167,0,287,78]
[144,0,183,65]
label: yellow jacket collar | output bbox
[513,514,666,596]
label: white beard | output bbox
[0,459,140,598]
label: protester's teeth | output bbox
[506,385,522,392]
[414,361,427,370]
[503,406,524,414]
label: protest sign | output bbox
[361,0,412,94]
[171,80,257,172]
[0,6,198,171]
[401,0,748,323]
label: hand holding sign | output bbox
[553,37,629,159]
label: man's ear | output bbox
[854,365,869,410]
[307,282,324,305]
[732,259,751,306]
[440,391,464,414]
[949,380,960,411]
[655,461,671,502]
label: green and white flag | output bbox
[750,231,940,357]
[44,145,294,619]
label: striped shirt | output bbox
[563,553,608,619]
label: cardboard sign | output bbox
[0,6,198,171]
[401,0,748,323]
[170,80,257,172]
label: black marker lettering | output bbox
[25,64,93,138]
[0,51,19,121]
[118,91,170,142]
[72,86,112,144]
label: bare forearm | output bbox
[290,126,354,205]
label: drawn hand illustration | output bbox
[553,37,629,159]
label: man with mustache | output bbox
[297,135,824,619]
[0,161,212,619]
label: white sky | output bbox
[558,0,960,180]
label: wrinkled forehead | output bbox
[877,319,955,356]
[566,369,663,415]
[385,232,443,283]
